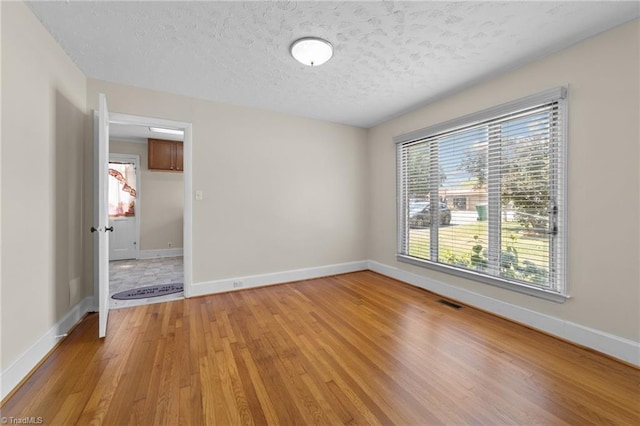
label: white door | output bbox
[108,157,139,260]
[109,217,137,260]
[97,93,110,338]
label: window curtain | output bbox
[108,163,137,217]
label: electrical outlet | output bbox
[233,281,243,288]
[168,242,172,248]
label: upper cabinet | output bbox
[148,138,183,172]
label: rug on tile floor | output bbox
[111,283,183,300]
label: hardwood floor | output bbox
[2,271,639,425]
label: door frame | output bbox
[93,111,194,306]
[108,153,141,261]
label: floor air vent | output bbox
[437,299,463,310]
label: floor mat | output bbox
[111,283,183,300]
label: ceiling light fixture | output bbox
[149,126,184,136]
[290,37,333,66]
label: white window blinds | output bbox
[396,87,567,301]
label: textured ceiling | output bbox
[27,1,639,128]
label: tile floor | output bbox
[109,256,184,309]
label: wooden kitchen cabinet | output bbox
[148,138,183,171]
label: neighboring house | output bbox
[443,185,487,211]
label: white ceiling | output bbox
[110,122,184,143]
[28,1,639,128]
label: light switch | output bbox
[195,190,203,201]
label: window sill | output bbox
[397,254,568,303]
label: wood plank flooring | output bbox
[2,271,639,425]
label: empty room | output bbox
[1,1,639,424]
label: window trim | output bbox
[395,87,568,303]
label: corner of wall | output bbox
[0,297,94,402]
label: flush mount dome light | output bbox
[290,37,333,66]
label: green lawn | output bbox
[408,221,549,270]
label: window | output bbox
[396,87,567,301]
[108,162,137,217]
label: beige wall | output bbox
[87,80,369,283]
[1,2,87,371]
[110,140,184,251]
[367,20,640,341]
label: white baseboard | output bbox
[368,260,640,366]
[191,260,368,297]
[137,248,183,259]
[1,297,94,401]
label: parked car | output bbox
[409,201,429,217]
[409,202,451,227]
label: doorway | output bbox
[107,125,186,309]
[94,110,193,316]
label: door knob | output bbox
[91,227,99,233]
[105,226,114,232]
